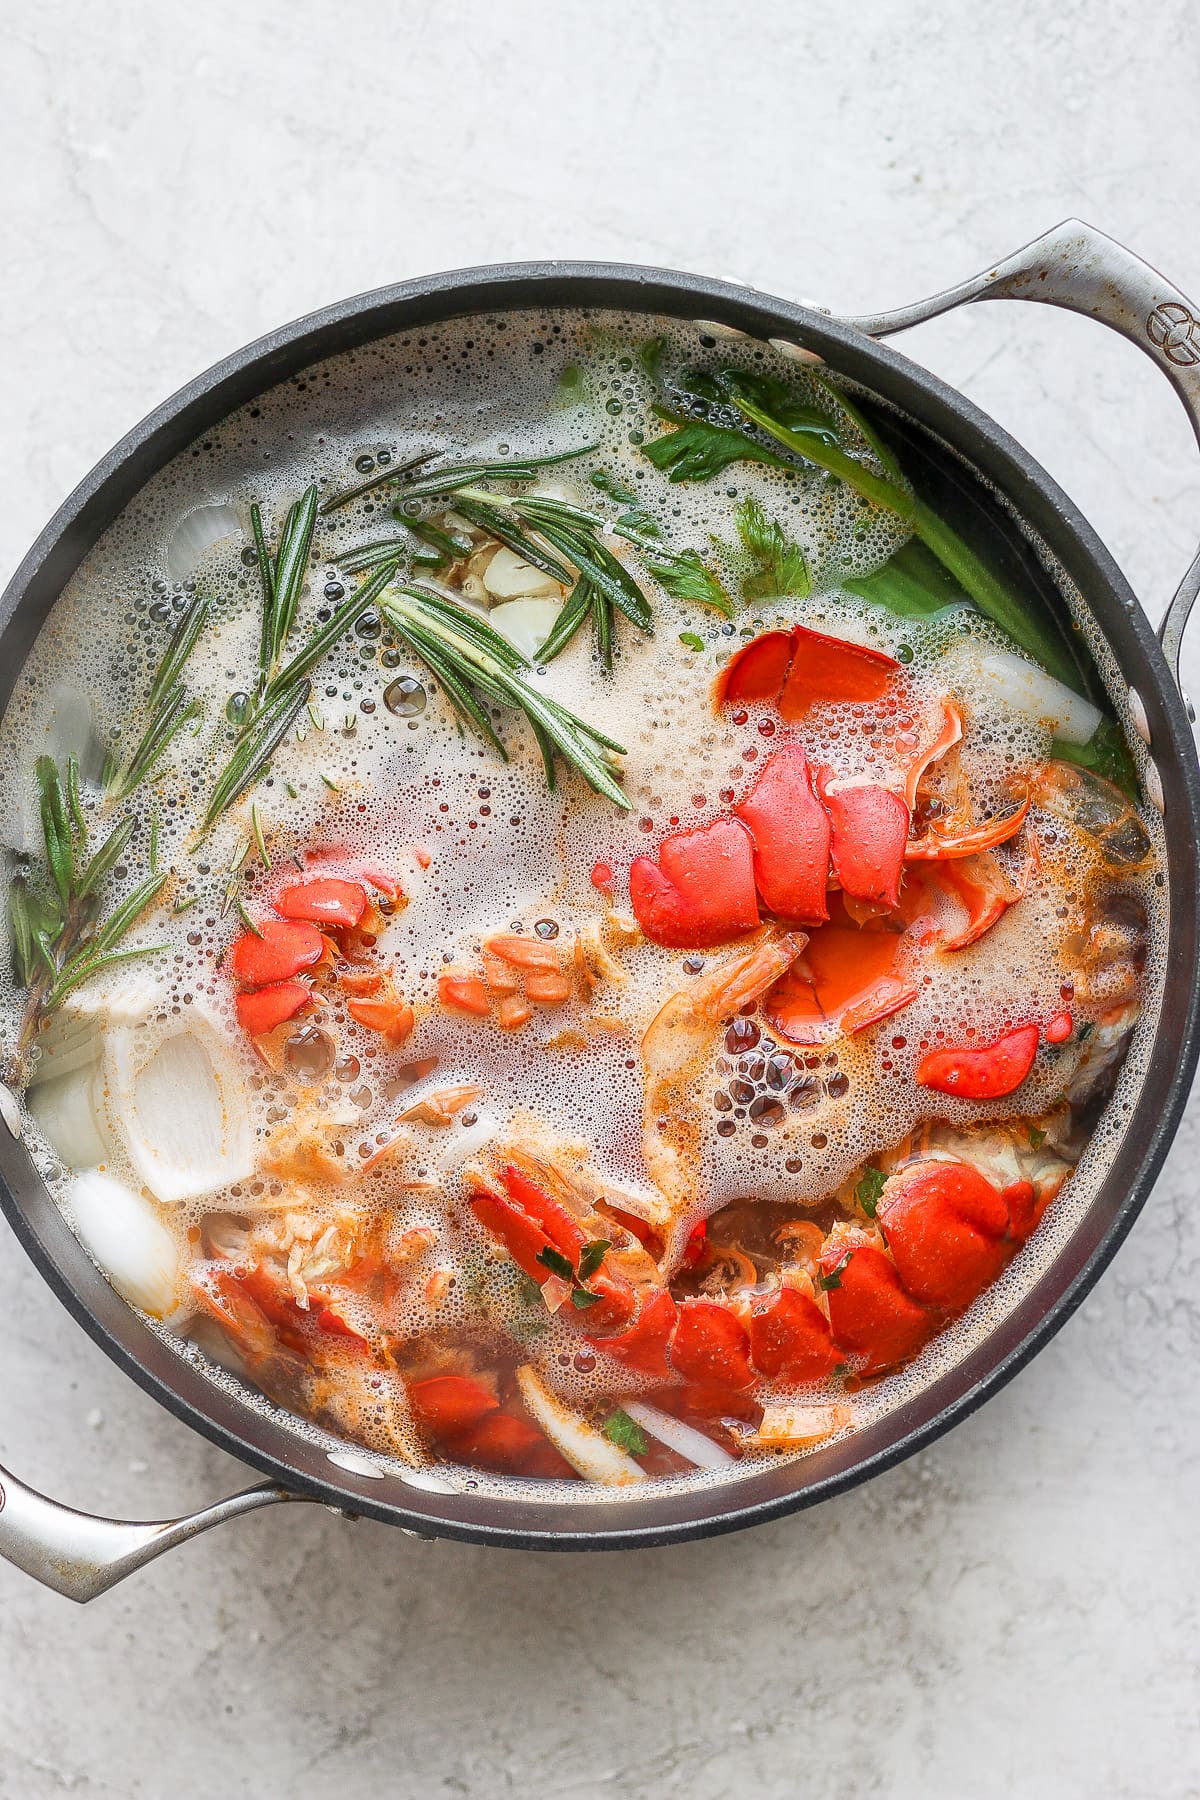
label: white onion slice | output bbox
[67,1169,182,1318]
[967,648,1102,746]
[164,503,241,585]
[516,1365,647,1485]
[27,1068,108,1169]
[621,1399,736,1470]
[488,598,564,661]
[97,1003,254,1203]
[482,547,563,602]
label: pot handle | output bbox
[0,1457,309,1602]
[840,217,1200,698]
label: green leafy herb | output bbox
[638,337,665,383]
[338,535,443,576]
[395,513,474,560]
[855,1166,887,1219]
[250,557,403,728]
[643,411,790,484]
[679,631,705,653]
[643,548,735,618]
[817,1249,853,1292]
[576,1238,612,1282]
[570,1286,601,1309]
[735,497,810,600]
[603,1409,649,1456]
[147,596,210,712]
[535,1244,577,1284]
[1028,1125,1047,1150]
[380,586,630,808]
[1078,1021,1094,1042]
[589,469,661,536]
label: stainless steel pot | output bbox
[3,219,1198,1600]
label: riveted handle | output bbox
[0,1459,306,1602]
[842,218,1200,697]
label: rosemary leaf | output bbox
[339,537,441,575]
[201,681,313,832]
[82,872,169,960]
[534,577,596,665]
[379,444,598,507]
[317,450,440,516]
[397,515,473,559]
[147,595,210,712]
[8,880,36,988]
[66,755,87,840]
[251,803,271,870]
[105,686,203,802]
[256,558,403,719]
[269,484,319,666]
[48,942,169,1010]
[36,756,74,906]
[251,501,276,693]
[75,814,136,899]
[451,497,576,586]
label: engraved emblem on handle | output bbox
[1147,301,1200,367]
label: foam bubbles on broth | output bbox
[0,308,1168,1500]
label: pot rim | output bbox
[2,260,1197,1549]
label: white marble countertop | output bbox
[3,4,1199,1795]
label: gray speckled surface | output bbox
[3,4,1199,1795]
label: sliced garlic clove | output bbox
[488,598,564,661]
[97,1001,255,1203]
[165,502,241,586]
[481,547,563,602]
[67,1168,183,1318]
[516,1365,647,1484]
[27,1067,109,1169]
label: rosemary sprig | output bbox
[105,685,203,803]
[251,557,403,724]
[317,450,439,516]
[105,594,209,801]
[147,595,210,711]
[199,681,313,834]
[6,760,166,1077]
[264,484,319,674]
[338,536,442,576]
[335,445,598,511]
[379,586,629,809]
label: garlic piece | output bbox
[488,598,563,661]
[67,1169,182,1318]
[481,547,563,602]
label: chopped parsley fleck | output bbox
[603,1409,649,1456]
